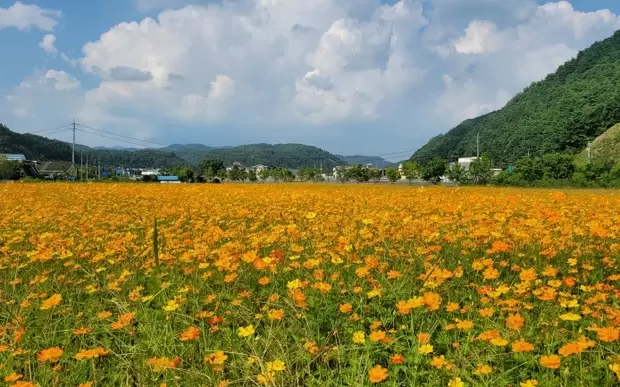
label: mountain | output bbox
[94,146,139,151]
[337,155,389,167]
[0,125,349,170]
[410,30,620,166]
[167,143,344,170]
[0,124,187,168]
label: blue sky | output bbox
[1,0,620,160]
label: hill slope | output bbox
[575,123,620,165]
[0,124,188,168]
[411,30,620,166]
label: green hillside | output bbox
[168,143,344,170]
[411,30,620,166]
[0,124,187,168]
[575,123,620,165]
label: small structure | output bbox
[37,161,76,178]
[157,175,181,184]
[226,161,244,172]
[457,157,479,171]
[140,168,160,176]
[0,154,26,162]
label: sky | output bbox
[1,0,620,161]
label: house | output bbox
[37,161,76,178]
[457,157,478,171]
[0,154,26,162]
[226,161,244,171]
[250,164,268,173]
[140,169,160,176]
[157,175,181,184]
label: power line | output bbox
[27,123,73,135]
[29,121,419,166]
[75,128,155,149]
[76,123,166,148]
[33,127,74,137]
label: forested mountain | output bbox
[0,124,187,168]
[337,155,389,167]
[168,143,343,169]
[0,124,349,170]
[410,30,620,166]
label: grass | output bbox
[575,123,620,166]
[0,183,620,386]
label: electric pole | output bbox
[476,133,480,158]
[587,142,591,163]
[80,150,83,180]
[72,119,76,165]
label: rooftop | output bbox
[157,176,180,181]
[0,154,26,161]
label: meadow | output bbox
[1,183,620,387]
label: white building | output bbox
[457,157,478,171]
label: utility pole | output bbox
[476,133,480,158]
[587,142,591,163]
[80,150,83,180]
[72,119,76,165]
[98,160,101,180]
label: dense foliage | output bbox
[163,143,344,170]
[411,30,620,165]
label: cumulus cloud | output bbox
[0,1,61,31]
[39,34,57,54]
[4,0,620,155]
[454,20,503,54]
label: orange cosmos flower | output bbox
[505,313,525,330]
[147,357,181,372]
[204,351,228,365]
[597,327,619,342]
[40,293,62,310]
[430,355,447,368]
[179,326,200,341]
[72,327,91,336]
[339,303,353,313]
[368,365,388,383]
[3,373,23,383]
[74,347,111,360]
[37,347,64,363]
[511,340,534,353]
[539,355,561,369]
[390,354,405,364]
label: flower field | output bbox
[1,183,620,387]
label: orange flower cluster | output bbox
[0,183,619,386]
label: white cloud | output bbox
[178,74,236,120]
[39,34,57,54]
[0,1,61,31]
[2,70,82,133]
[454,20,503,54]
[4,0,620,155]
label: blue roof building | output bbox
[157,175,181,183]
[0,154,26,161]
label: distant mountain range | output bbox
[1,124,397,170]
